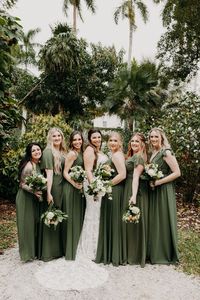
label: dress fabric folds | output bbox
[122,154,149,267]
[38,148,65,261]
[148,149,179,264]
[62,152,86,260]
[95,159,124,266]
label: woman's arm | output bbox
[129,165,144,204]
[111,152,126,186]
[154,150,181,187]
[63,151,82,190]
[83,146,96,183]
[45,169,54,204]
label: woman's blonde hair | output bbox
[127,132,147,159]
[46,127,67,174]
[108,131,123,152]
[148,127,171,151]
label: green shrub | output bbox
[0,114,72,199]
[138,91,200,203]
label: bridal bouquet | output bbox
[41,203,68,230]
[122,203,140,224]
[69,165,86,183]
[25,172,47,201]
[94,163,114,180]
[86,177,112,201]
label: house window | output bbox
[102,121,107,128]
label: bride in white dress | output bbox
[35,129,109,291]
[76,129,108,261]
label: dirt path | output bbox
[0,246,200,300]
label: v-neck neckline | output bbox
[150,148,162,163]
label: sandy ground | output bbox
[0,246,200,300]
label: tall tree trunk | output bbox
[128,22,133,70]
[127,22,134,131]
[21,63,28,135]
[73,5,77,34]
[21,107,27,135]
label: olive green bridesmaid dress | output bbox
[62,152,85,260]
[95,160,124,266]
[148,149,179,264]
[39,148,65,261]
[16,164,40,262]
[122,154,149,267]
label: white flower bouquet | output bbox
[122,203,141,223]
[41,203,68,230]
[94,163,114,180]
[142,163,164,190]
[86,177,113,201]
[144,163,164,180]
[69,165,86,183]
[25,172,47,201]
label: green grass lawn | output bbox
[178,229,200,276]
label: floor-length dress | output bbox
[16,163,40,262]
[62,152,86,260]
[148,148,179,264]
[38,148,65,261]
[95,159,125,266]
[76,152,108,261]
[122,154,149,267]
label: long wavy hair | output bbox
[69,130,84,153]
[46,127,67,174]
[18,142,42,180]
[86,128,102,169]
[148,127,171,152]
[126,132,147,160]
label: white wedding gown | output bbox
[76,152,108,261]
[35,153,109,291]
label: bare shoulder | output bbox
[112,151,125,161]
[84,146,94,156]
[67,150,77,160]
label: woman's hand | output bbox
[47,192,54,204]
[34,190,42,200]
[129,195,136,205]
[72,181,83,190]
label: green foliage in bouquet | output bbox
[41,203,68,230]
[122,204,141,224]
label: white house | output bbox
[92,113,124,129]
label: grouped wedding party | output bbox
[16,126,181,286]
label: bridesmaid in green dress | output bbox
[16,143,42,262]
[96,132,126,266]
[39,127,66,261]
[122,133,149,267]
[148,127,181,264]
[62,131,85,260]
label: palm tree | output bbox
[114,0,148,68]
[106,59,166,131]
[39,23,83,73]
[63,0,95,34]
[1,0,17,9]
[18,28,41,134]
[19,28,41,70]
